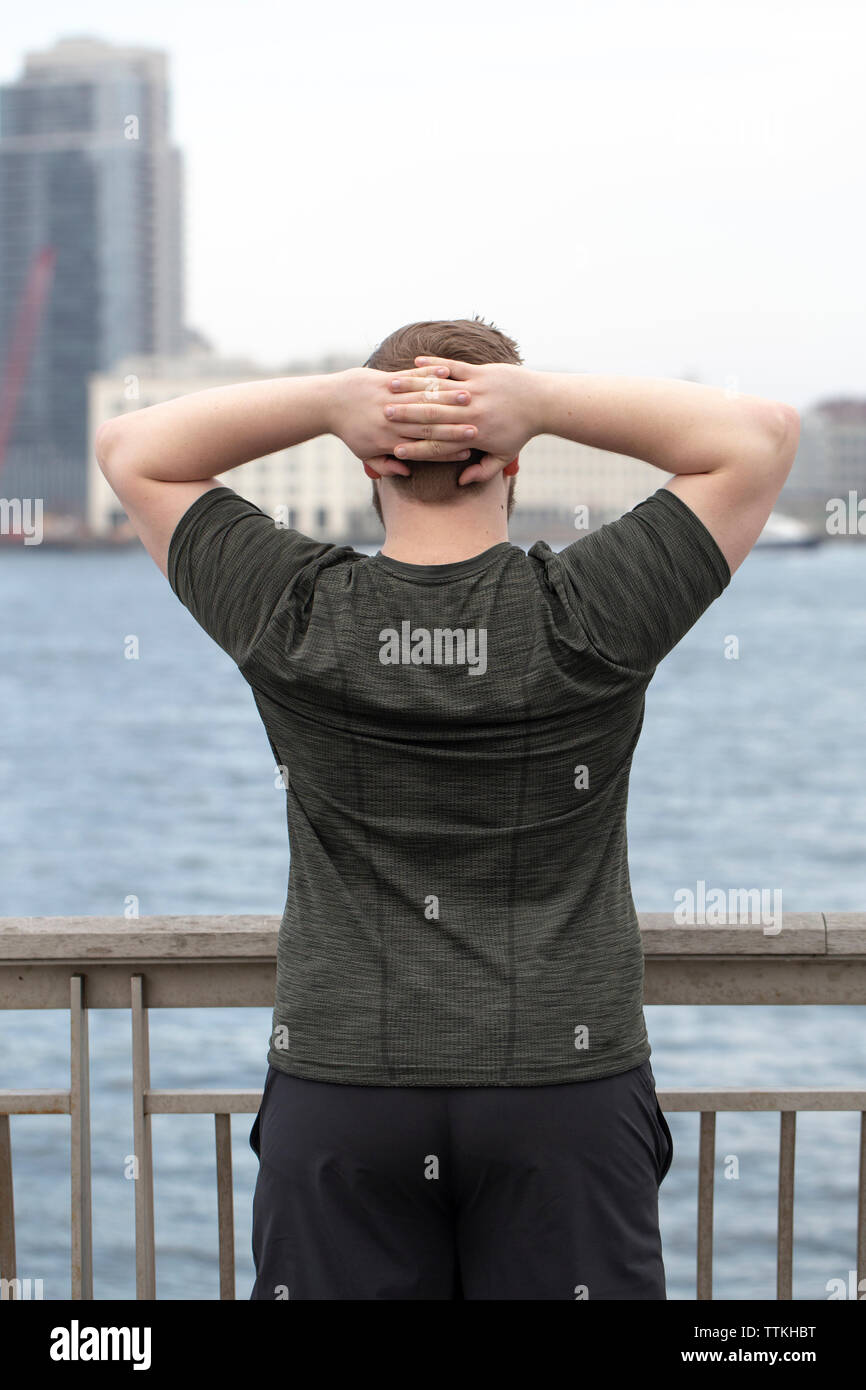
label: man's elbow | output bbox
[95,417,125,479]
[95,416,149,487]
[764,401,800,470]
[740,399,800,484]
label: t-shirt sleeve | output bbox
[167,485,334,666]
[552,485,732,674]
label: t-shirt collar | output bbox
[369,541,514,582]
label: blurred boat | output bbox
[755,512,822,548]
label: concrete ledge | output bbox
[0,914,864,1009]
[826,912,866,954]
[0,916,282,960]
[639,912,826,954]
[1,912,858,961]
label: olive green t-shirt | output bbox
[168,483,730,1086]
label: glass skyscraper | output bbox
[0,36,184,515]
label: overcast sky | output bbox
[3,0,863,410]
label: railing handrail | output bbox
[0,911,864,961]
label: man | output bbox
[96,316,799,1300]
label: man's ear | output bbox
[362,456,412,480]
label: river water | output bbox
[1,538,864,1300]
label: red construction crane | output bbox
[0,245,56,475]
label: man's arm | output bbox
[95,367,478,575]
[386,358,801,575]
[532,372,799,575]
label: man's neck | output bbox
[379,514,510,565]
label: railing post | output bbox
[69,974,93,1300]
[696,1111,716,1300]
[858,1111,866,1296]
[0,1112,16,1296]
[215,1114,235,1299]
[777,1111,796,1299]
[131,974,156,1299]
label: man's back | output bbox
[97,331,798,1298]
[169,483,730,1086]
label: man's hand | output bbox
[382,356,545,483]
[328,366,480,477]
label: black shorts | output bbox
[249,1058,673,1301]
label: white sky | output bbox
[3,0,863,410]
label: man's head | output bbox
[363,316,523,530]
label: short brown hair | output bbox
[364,316,523,517]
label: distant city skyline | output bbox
[2,0,862,414]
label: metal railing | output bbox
[0,912,864,1300]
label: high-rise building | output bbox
[0,36,184,515]
[785,399,866,497]
[779,397,866,533]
